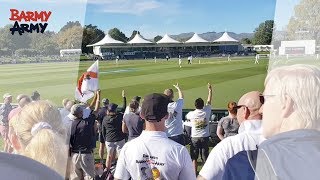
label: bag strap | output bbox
[247,149,278,180]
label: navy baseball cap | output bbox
[141,93,169,122]
[107,103,118,113]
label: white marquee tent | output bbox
[86,33,124,47]
[157,34,181,44]
[185,33,209,43]
[127,33,153,44]
[213,32,239,43]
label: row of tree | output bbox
[0,19,283,56]
[0,21,164,55]
[1,0,318,56]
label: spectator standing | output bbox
[198,91,264,180]
[102,90,127,172]
[216,102,240,140]
[223,64,320,180]
[96,98,109,163]
[102,103,127,173]
[114,93,196,180]
[186,83,212,174]
[164,83,185,145]
[122,100,144,141]
[69,90,100,180]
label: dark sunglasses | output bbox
[259,95,265,104]
[235,95,264,109]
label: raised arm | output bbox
[119,90,127,113]
[207,83,212,105]
[91,90,101,117]
[173,83,184,99]
[88,91,98,110]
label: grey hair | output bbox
[265,64,320,130]
[65,100,74,112]
[70,104,83,116]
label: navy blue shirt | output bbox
[70,114,96,152]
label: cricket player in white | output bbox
[227,54,231,61]
[178,55,182,68]
[116,56,119,64]
[255,54,259,64]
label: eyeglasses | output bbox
[235,105,247,109]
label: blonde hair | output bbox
[11,101,68,177]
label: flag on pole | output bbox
[75,60,99,103]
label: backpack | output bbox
[94,161,117,180]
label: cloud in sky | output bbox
[88,0,163,15]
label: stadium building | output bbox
[87,31,245,60]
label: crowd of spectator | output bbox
[0,64,320,180]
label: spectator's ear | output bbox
[281,95,294,118]
[10,133,21,152]
[244,107,250,119]
[139,112,145,120]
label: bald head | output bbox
[17,94,31,108]
[237,91,263,124]
[65,100,75,111]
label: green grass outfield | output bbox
[0,57,268,108]
[0,56,268,172]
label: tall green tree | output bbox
[0,24,32,54]
[154,35,163,42]
[108,28,128,42]
[59,21,82,32]
[241,38,252,44]
[82,24,105,53]
[286,0,320,42]
[56,25,83,49]
[29,31,59,55]
[129,30,140,41]
[252,20,274,45]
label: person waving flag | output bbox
[75,60,99,103]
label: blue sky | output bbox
[0,0,301,38]
[84,0,277,38]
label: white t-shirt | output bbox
[165,99,184,137]
[199,120,265,180]
[186,105,211,138]
[114,131,196,180]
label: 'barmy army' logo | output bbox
[9,9,51,35]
